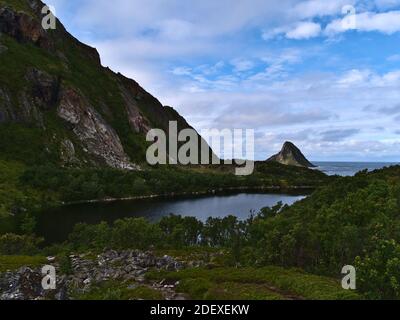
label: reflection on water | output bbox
[38,192,306,243]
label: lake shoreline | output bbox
[61,185,315,206]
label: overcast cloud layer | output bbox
[49,0,400,161]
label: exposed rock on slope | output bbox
[0,0,215,169]
[267,141,316,168]
[58,88,138,170]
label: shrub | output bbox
[111,218,163,250]
[0,233,43,255]
[355,239,400,299]
[68,222,111,250]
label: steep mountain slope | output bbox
[267,141,316,168]
[0,0,213,169]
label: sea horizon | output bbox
[312,161,399,176]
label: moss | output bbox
[204,282,286,300]
[0,255,47,272]
[147,266,361,300]
[74,281,163,300]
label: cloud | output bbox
[215,106,332,128]
[263,21,322,40]
[387,54,400,61]
[320,129,360,141]
[292,0,356,19]
[230,59,255,72]
[336,69,372,87]
[379,104,400,115]
[49,0,400,161]
[326,10,400,35]
[171,66,192,76]
[285,22,322,39]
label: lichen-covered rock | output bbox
[118,82,151,134]
[58,87,139,170]
[0,6,53,50]
[25,68,60,110]
[60,139,80,167]
[0,267,68,300]
[0,250,202,300]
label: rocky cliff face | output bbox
[0,0,211,169]
[267,141,316,168]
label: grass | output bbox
[147,266,361,300]
[74,281,163,300]
[0,255,47,272]
[154,247,228,264]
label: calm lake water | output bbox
[38,162,399,243]
[38,193,306,243]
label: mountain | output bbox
[267,141,316,168]
[0,0,214,169]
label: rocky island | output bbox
[267,141,316,168]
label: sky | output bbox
[47,0,400,161]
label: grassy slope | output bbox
[0,255,46,272]
[146,266,360,300]
[73,281,164,300]
[0,250,359,300]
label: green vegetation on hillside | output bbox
[147,266,360,300]
[73,281,164,300]
[48,165,399,299]
[2,162,399,299]
[20,163,327,203]
[0,255,46,272]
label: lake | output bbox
[37,192,306,243]
[37,162,400,243]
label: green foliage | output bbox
[58,253,73,275]
[0,159,57,233]
[111,218,162,250]
[20,163,325,203]
[159,215,203,247]
[73,281,163,300]
[147,266,360,300]
[19,213,37,235]
[68,222,111,251]
[67,215,250,254]
[0,233,43,255]
[355,240,400,299]
[64,165,400,299]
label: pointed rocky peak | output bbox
[267,141,316,168]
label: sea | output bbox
[313,162,399,177]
